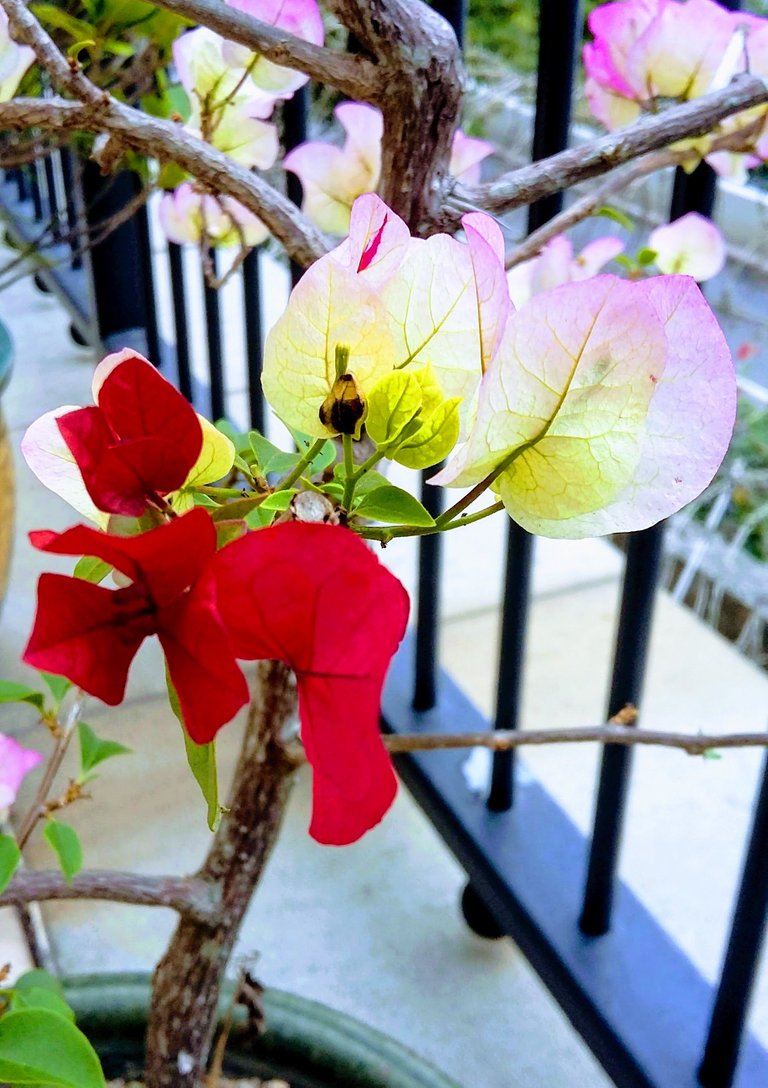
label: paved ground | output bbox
[2,240,768,1087]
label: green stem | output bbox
[352,445,388,482]
[275,438,327,492]
[434,463,508,528]
[358,500,504,543]
[197,485,249,499]
[342,434,356,510]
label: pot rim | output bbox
[62,973,464,1088]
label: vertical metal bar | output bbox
[168,243,193,404]
[431,0,466,46]
[487,0,581,812]
[242,249,265,432]
[282,87,308,287]
[134,200,161,365]
[413,474,444,712]
[203,249,225,421]
[59,148,80,267]
[580,0,732,938]
[29,161,43,221]
[16,167,28,203]
[411,0,472,712]
[42,154,60,241]
[579,525,664,935]
[699,754,768,1088]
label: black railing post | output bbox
[282,87,308,288]
[580,0,734,940]
[80,164,154,354]
[699,755,768,1088]
[488,0,582,813]
[411,0,467,713]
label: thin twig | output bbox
[504,150,678,270]
[0,870,221,925]
[15,690,85,850]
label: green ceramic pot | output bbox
[62,974,463,1088]
[0,320,14,606]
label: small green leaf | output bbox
[245,506,274,528]
[0,682,43,712]
[0,1008,105,1087]
[636,247,658,267]
[307,440,337,476]
[351,470,390,497]
[354,485,436,527]
[703,748,723,761]
[596,205,634,231]
[259,489,296,512]
[13,970,64,997]
[366,371,423,446]
[166,673,219,831]
[73,556,112,584]
[0,835,20,895]
[214,519,247,547]
[77,722,131,779]
[10,986,75,1022]
[249,433,300,475]
[43,821,83,884]
[39,673,71,704]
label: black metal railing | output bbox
[2,2,768,1085]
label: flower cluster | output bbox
[21,350,409,846]
[584,0,768,178]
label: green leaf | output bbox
[10,987,75,1022]
[0,1009,105,1087]
[249,433,300,475]
[259,489,296,512]
[39,673,71,704]
[0,835,20,895]
[13,970,64,997]
[354,485,436,527]
[636,247,658,267]
[77,722,131,780]
[166,673,219,831]
[0,683,43,712]
[31,4,97,39]
[596,205,634,231]
[350,470,390,497]
[395,396,461,471]
[43,822,83,884]
[244,506,274,528]
[73,556,112,584]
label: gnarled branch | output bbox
[451,74,768,222]
[0,96,330,267]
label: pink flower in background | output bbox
[648,212,726,281]
[507,234,625,307]
[0,734,42,812]
[584,0,768,174]
[222,0,324,96]
[284,102,494,235]
[159,183,268,247]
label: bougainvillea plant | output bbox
[0,0,765,1085]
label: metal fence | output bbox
[2,2,768,1086]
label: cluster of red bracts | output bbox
[22,355,409,845]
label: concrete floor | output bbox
[2,247,768,1087]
